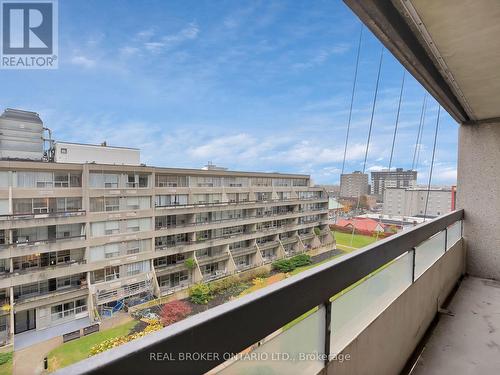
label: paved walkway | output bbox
[14,336,60,375]
[14,316,91,350]
[13,313,133,374]
[413,276,500,375]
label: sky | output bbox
[0,0,458,185]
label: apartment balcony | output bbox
[235,263,254,272]
[65,211,466,374]
[2,235,87,258]
[155,210,326,237]
[256,240,280,250]
[154,197,327,216]
[280,236,299,245]
[93,273,153,305]
[196,253,230,267]
[154,261,188,274]
[229,246,258,257]
[0,259,87,288]
[299,232,316,241]
[14,282,87,306]
[159,282,190,296]
[202,270,228,282]
[0,210,86,230]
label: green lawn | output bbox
[333,231,378,251]
[47,320,137,372]
[0,352,12,375]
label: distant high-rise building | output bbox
[371,168,417,201]
[340,171,369,198]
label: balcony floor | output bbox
[412,276,500,375]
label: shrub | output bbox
[89,320,162,356]
[184,258,196,270]
[314,227,321,236]
[209,276,239,295]
[272,259,295,272]
[160,300,192,326]
[291,254,311,268]
[252,277,266,287]
[272,254,311,272]
[189,283,212,304]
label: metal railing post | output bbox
[411,247,416,283]
[444,227,448,252]
[324,301,332,366]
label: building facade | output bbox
[339,171,369,198]
[371,168,417,201]
[382,187,453,218]
[0,159,333,343]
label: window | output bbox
[138,175,149,188]
[155,194,188,207]
[60,148,67,154]
[104,221,119,235]
[89,173,119,188]
[104,197,119,212]
[36,172,53,188]
[13,199,33,214]
[54,172,69,187]
[33,198,49,214]
[155,175,188,187]
[0,172,9,188]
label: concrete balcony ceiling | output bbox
[344,0,500,123]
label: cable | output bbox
[412,93,428,170]
[388,70,406,171]
[414,96,428,172]
[404,92,428,220]
[423,105,441,220]
[341,24,363,176]
[350,46,384,246]
[378,68,406,232]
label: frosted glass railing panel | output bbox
[330,252,412,354]
[218,305,325,375]
[447,220,462,250]
[414,230,445,279]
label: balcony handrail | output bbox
[10,234,86,247]
[154,208,324,230]
[62,209,464,375]
[154,196,326,210]
[0,209,86,221]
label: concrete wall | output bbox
[457,122,500,280]
[323,239,465,375]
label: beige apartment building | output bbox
[382,187,453,218]
[0,147,333,346]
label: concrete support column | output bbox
[457,122,500,279]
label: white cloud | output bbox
[141,22,199,53]
[120,46,140,56]
[292,43,351,70]
[70,55,96,68]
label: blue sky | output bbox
[0,0,458,185]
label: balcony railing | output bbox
[0,209,86,221]
[62,210,464,374]
[154,209,324,231]
[155,196,326,210]
[9,234,86,248]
